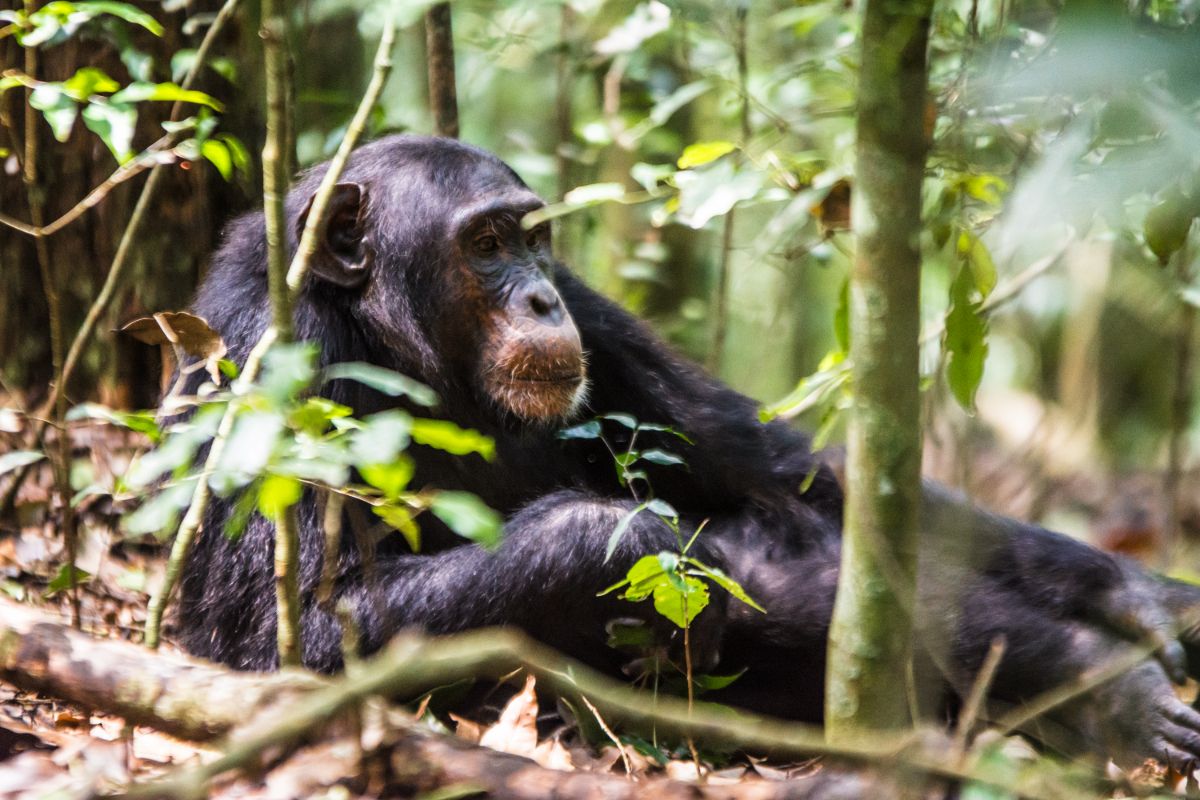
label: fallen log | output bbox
[0,600,324,740]
[0,600,1103,800]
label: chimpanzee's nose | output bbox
[517,281,565,326]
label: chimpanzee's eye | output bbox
[525,229,541,249]
[474,234,500,256]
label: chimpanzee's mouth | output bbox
[509,373,584,385]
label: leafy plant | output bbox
[80,337,503,553]
[558,413,763,685]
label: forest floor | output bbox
[1,413,1198,799]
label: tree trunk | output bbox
[825,0,933,740]
[424,3,459,139]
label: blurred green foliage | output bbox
[5,0,1200,483]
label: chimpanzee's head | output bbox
[288,135,588,424]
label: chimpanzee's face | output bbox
[448,191,588,423]
[298,139,588,424]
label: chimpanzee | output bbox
[178,134,1200,767]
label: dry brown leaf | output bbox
[121,311,227,384]
[478,674,538,757]
[449,713,483,744]
[665,759,702,782]
[131,728,208,766]
[531,738,575,772]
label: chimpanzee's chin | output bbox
[488,372,589,426]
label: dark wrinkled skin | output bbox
[176,135,1200,768]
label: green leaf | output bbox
[620,554,668,600]
[640,449,684,467]
[944,266,989,412]
[374,503,421,552]
[110,81,223,111]
[224,482,260,540]
[61,2,163,34]
[599,412,637,429]
[523,184,628,227]
[633,423,694,444]
[218,133,250,178]
[29,85,77,142]
[955,230,997,300]
[675,158,762,229]
[1145,188,1200,266]
[605,503,647,561]
[645,497,677,521]
[45,564,91,597]
[81,101,137,162]
[257,474,302,518]
[963,174,1007,206]
[259,343,318,404]
[323,362,438,407]
[686,559,765,612]
[652,575,709,628]
[123,477,198,538]
[677,141,736,170]
[289,397,352,436]
[67,403,160,441]
[61,66,119,99]
[410,419,495,461]
[0,450,44,476]
[693,670,746,692]
[124,405,222,488]
[557,420,602,440]
[360,457,414,500]
[350,411,412,465]
[201,138,231,180]
[833,278,850,353]
[211,410,285,494]
[431,491,502,548]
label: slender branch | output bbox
[952,636,1005,753]
[286,19,395,294]
[261,0,292,343]
[424,3,458,138]
[274,504,303,666]
[995,640,1155,737]
[706,6,751,375]
[0,135,171,238]
[317,490,345,605]
[1162,241,1195,566]
[144,328,278,649]
[20,0,79,627]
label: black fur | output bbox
[178,135,1200,763]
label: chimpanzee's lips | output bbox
[510,373,583,385]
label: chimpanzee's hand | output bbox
[1048,653,1200,770]
[604,589,728,682]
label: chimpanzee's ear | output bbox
[296,182,374,289]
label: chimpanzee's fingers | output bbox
[1152,736,1199,774]
[1161,697,1200,733]
[1157,638,1189,685]
[1163,720,1200,761]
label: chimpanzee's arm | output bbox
[340,491,696,664]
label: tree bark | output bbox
[425,3,459,138]
[825,0,934,740]
[0,601,323,741]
